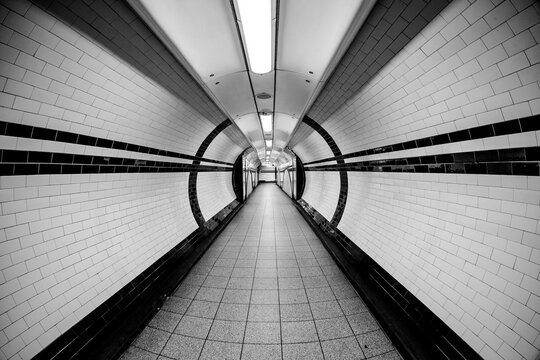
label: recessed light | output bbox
[305,80,310,83]
[215,82,220,85]
[210,74,214,77]
[309,71,313,74]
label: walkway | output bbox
[120,183,402,360]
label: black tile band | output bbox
[294,198,483,360]
[34,199,242,360]
[189,119,233,227]
[0,149,232,176]
[304,146,540,176]
[303,114,540,166]
[303,116,348,226]
[0,120,234,166]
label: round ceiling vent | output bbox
[256,92,272,99]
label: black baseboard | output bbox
[34,200,242,360]
[294,199,483,360]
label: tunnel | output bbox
[0,0,539,359]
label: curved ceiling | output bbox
[128,0,376,165]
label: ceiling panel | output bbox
[209,72,257,117]
[274,70,317,117]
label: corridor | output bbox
[120,184,401,360]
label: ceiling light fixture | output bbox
[237,0,271,74]
[265,140,272,148]
[260,113,272,132]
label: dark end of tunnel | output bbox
[293,199,484,360]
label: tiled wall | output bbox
[302,172,341,223]
[294,0,540,359]
[0,1,249,359]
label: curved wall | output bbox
[0,1,250,359]
[292,1,540,359]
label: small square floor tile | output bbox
[306,287,335,302]
[279,289,308,304]
[256,259,277,268]
[282,342,324,360]
[241,344,282,360]
[296,258,319,267]
[339,297,368,315]
[244,322,280,344]
[310,300,344,320]
[301,276,329,289]
[161,334,204,360]
[331,285,357,300]
[203,275,230,288]
[216,303,249,321]
[148,310,182,332]
[278,277,304,289]
[183,274,206,286]
[280,303,313,322]
[208,320,246,343]
[255,268,278,278]
[278,267,301,278]
[222,289,251,304]
[132,327,169,354]
[191,264,212,275]
[277,259,298,268]
[231,267,255,277]
[227,277,253,289]
[174,315,212,339]
[173,284,200,299]
[210,266,234,277]
[356,329,395,357]
[161,297,191,314]
[300,266,324,277]
[348,313,379,335]
[185,300,219,319]
[250,290,279,304]
[321,336,365,360]
[281,320,318,343]
[200,340,242,360]
[248,304,280,322]
[236,259,256,267]
[252,278,278,290]
[215,258,236,267]
[119,346,158,360]
[195,287,225,302]
[315,316,354,340]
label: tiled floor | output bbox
[120,184,402,360]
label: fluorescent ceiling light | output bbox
[260,113,273,132]
[265,140,272,147]
[237,0,271,74]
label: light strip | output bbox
[265,140,272,148]
[260,113,273,132]
[237,0,272,74]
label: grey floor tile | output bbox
[227,277,253,289]
[183,273,206,286]
[236,259,256,268]
[252,277,278,290]
[279,289,308,304]
[347,313,380,335]
[315,316,354,340]
[256,259,277,268]
[310,300,344,320]
[231,267,255,277]
[161,334,204,360]
[195,287,225,302]
[200,340,242,360]
[281,320,318,343]
[244,322,280,344]
[369,350,403,360]
[309,287,337,303]
[185,300,219,319]
[119,346,158,360]
[173,284,200,300]
[210,266,234,277]
[147,310,182,332]
[339,297,368,315]
[208,320,246,343]
[174,315,212,339]
[302,276,329,288]
[321,336,365,360]
[278,277,304,289]
[216,303,249,321]
[250,289,279,304]
[190,264,212,275]
[160,297,191,314]
[203,275,230,288]
[331,284,358,299]
[222,289,252,304]
[282,342,324,360]
[132,327,169,354]
[296,258,319,267]
[356,329,395,358]
[254,268,278,278]
[248,304,280,322]
[215,258,237,267]
[241,344,282,360]
[277,267,301,278]
[300,266,324,277]
[277,259,298,268]
[280,303,313,322]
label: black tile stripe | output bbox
[295,199,483,360]
[0,120,233,166]
[189,119,233,227]
[304,146,540,176]
[303,116,348,226]
[0,150,232,176]
[303,114,540,166]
